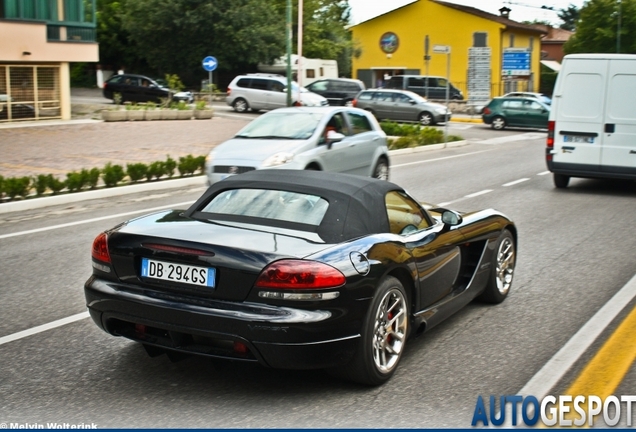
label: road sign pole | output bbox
[208,70,212,104]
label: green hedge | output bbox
[0,154,208,202]
[379,120,463,150]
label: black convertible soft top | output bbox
[185,170,403,243]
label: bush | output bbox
[47,175,66,194]
[102,163,125,187]
[415,127,444,146]
[195,155,206,173]
[87,168,101,189]
[380,120,422,137]
[4,176,31,199]
[33,174,50,196]
[146,161,165,181]
[66,170,89,192]
[0,175,4,196]
[178,155,199,176]
[164,156,177,178]
[127,163,148,183]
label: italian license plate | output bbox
[564,135,594,144]
[141,258,215,288]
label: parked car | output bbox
[353,89,451,126]
[85,169,516,385]
[0,94,36,120]
[385,75,464,100]
[304,78,366,106]
[205,106,389,185]
[102,74,193,104]
[226,73,328,113]
[481,96,550,130]
[503,91,552,105]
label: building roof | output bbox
[532,25,574,43]
[432,1,546,34]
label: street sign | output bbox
[502,49,530,76]
[433,44,450,54]
[202,56,218,72]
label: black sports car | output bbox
[85,170,516,385]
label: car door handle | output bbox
[562,146,575,153]
[630,150,636,154]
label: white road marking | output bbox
[503,178,530,187]
[392,149,493,168]
[518,273,636,398]
[474,132,546,145]
[0,201,193,240]
[537,171,551,176]
[465,189,493,198]
[0,311,89,346]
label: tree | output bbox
[121,0,286,85]
[96,0,143,71]
[558,4,580,31]
[564,0,636,54]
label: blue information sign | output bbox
[502,50,530,76]
[202,56,218,72]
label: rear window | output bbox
[357,91,373,100]
[386,77,403,88]
[202,189,329,226]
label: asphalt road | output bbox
[1,128,635,428]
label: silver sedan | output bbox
[205,106,390,185]
[353,89,451,126]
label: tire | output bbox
[553,173,570,188]
[418,111,435,126]
[232,98,249,113]
[491,116,506,130]
[478,230,515,304]
[331,276,409,386]
[373,158,389,180]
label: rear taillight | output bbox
[92,232,111,263]
[352,99,358,107]
[547,120,555,148]
[255,260,345,289]
[483,107,491,115]
[226,88,231,97]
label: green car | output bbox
[482,96,550,130]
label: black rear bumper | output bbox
[85,276,360,369]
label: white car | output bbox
[205,106,390,185]
[226,73,328,113]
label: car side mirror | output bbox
[326,130,345,148]
[441,210,462,226]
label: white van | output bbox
[546,54,636,188]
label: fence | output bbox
[0,65,61,122]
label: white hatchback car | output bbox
[226,73,328,113]
[205,106,390,185]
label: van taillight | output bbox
[546,120,555,162]
[547,120,555,148]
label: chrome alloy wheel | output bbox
[372,288,408,373]
[495,236,515,295]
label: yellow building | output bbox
[350,0,545,104]
[0,0,99,122]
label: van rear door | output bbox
[599,59,636,174]
[552,58,607,170]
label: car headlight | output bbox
[435,107,448,114]
[262,152,294,167]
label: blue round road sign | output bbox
[202,56,218,72]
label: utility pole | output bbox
[286,0,292,106]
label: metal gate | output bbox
[0,65,61,122]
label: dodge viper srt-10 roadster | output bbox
[85,169,516,385]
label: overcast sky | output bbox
[347,0,585,26]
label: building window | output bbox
[529,37,534,51]
[306,69,315,79]
[509,34,515,47]
[473,32,487,47]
